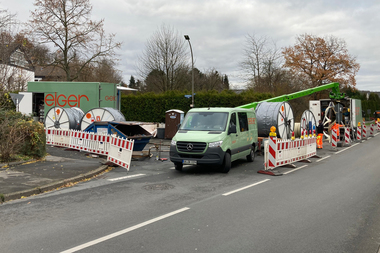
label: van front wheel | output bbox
[174,162,183,171]
[221,152,231,173]
[247,148,255,162]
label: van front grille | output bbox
[177,141,206,153]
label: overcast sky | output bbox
[2,0,380,91]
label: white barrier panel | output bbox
[107,136,134,170]
[89,132,111,155]
[69,130,86,150]
[264,136,317,170]
[305,137,317,158]
[377,121,380,131]
[45,128,71,147]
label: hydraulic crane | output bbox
[237,82,345,110]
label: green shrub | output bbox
[0,109,46,162]
[120,90,272,122]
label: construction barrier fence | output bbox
[107,135,135,171]
[45,128,133,170]
[264,136,317,170]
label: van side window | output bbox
[229,113,236,129]
[238,112,248,132]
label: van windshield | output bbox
[180,112,228,131]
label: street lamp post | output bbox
[184,35,194,108]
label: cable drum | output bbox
[80,107,126,130]
[44,107,84,130]
[255,102,295,139]
[300,109,316,136]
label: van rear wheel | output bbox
[174,162,183,171]
[220,152,231,173]
[247,148,255,162]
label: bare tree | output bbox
[0,9,16,31]
[240,34,282,92]
[28,0,121,81]
[138,24,189,92]
[0,11,34,92]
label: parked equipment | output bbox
[44,106,84,130]
[80,107,126,130]
[84,121,152,151]
[255,102,294,139]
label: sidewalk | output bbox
[0,138,172,203]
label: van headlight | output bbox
[209,140,223,148]
[171,140,177,146]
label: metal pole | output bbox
[184,35,194,108]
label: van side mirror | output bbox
[177,123,181,130]
[228,125,237,135]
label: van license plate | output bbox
[183,160,197,165]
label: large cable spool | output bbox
[255,102,295,139]
[44,107,84,130]
[300,109,316,136]
[80,107,126,130]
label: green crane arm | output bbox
[237,82,345,110]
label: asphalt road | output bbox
[1,135,380,253]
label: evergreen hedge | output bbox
[120,90,273,123]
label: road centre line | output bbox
[60,207,190,253]
[222,179,270,196]
[283,165,308,175]
[316,155,330,162]
[108,174,145,181]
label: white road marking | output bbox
[283,165,308,175]
[368,137,372,140]
[316,155,330,162]
[375,132,379,136]
[335,143,359,154]
[60,207,190,253]
[222,179,270,196]
[107,174,145,181]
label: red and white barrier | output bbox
[344,127,351,146]
[362,124,367,139]
[357,126,361,141]
[377,121,380,131]
[369,124,374,137]
[331,128,337,149]
[264,136,317,170]
[89,133,111,156]
[45,128,133,169]
[107,135,134,170]
[45,129,71,147]
[267,136,276,169]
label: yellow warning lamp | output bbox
[269,126,276,137]
[377,118,380,122]
[309,130,312,138]
[301,130,304,139]
[358,122,361,127]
